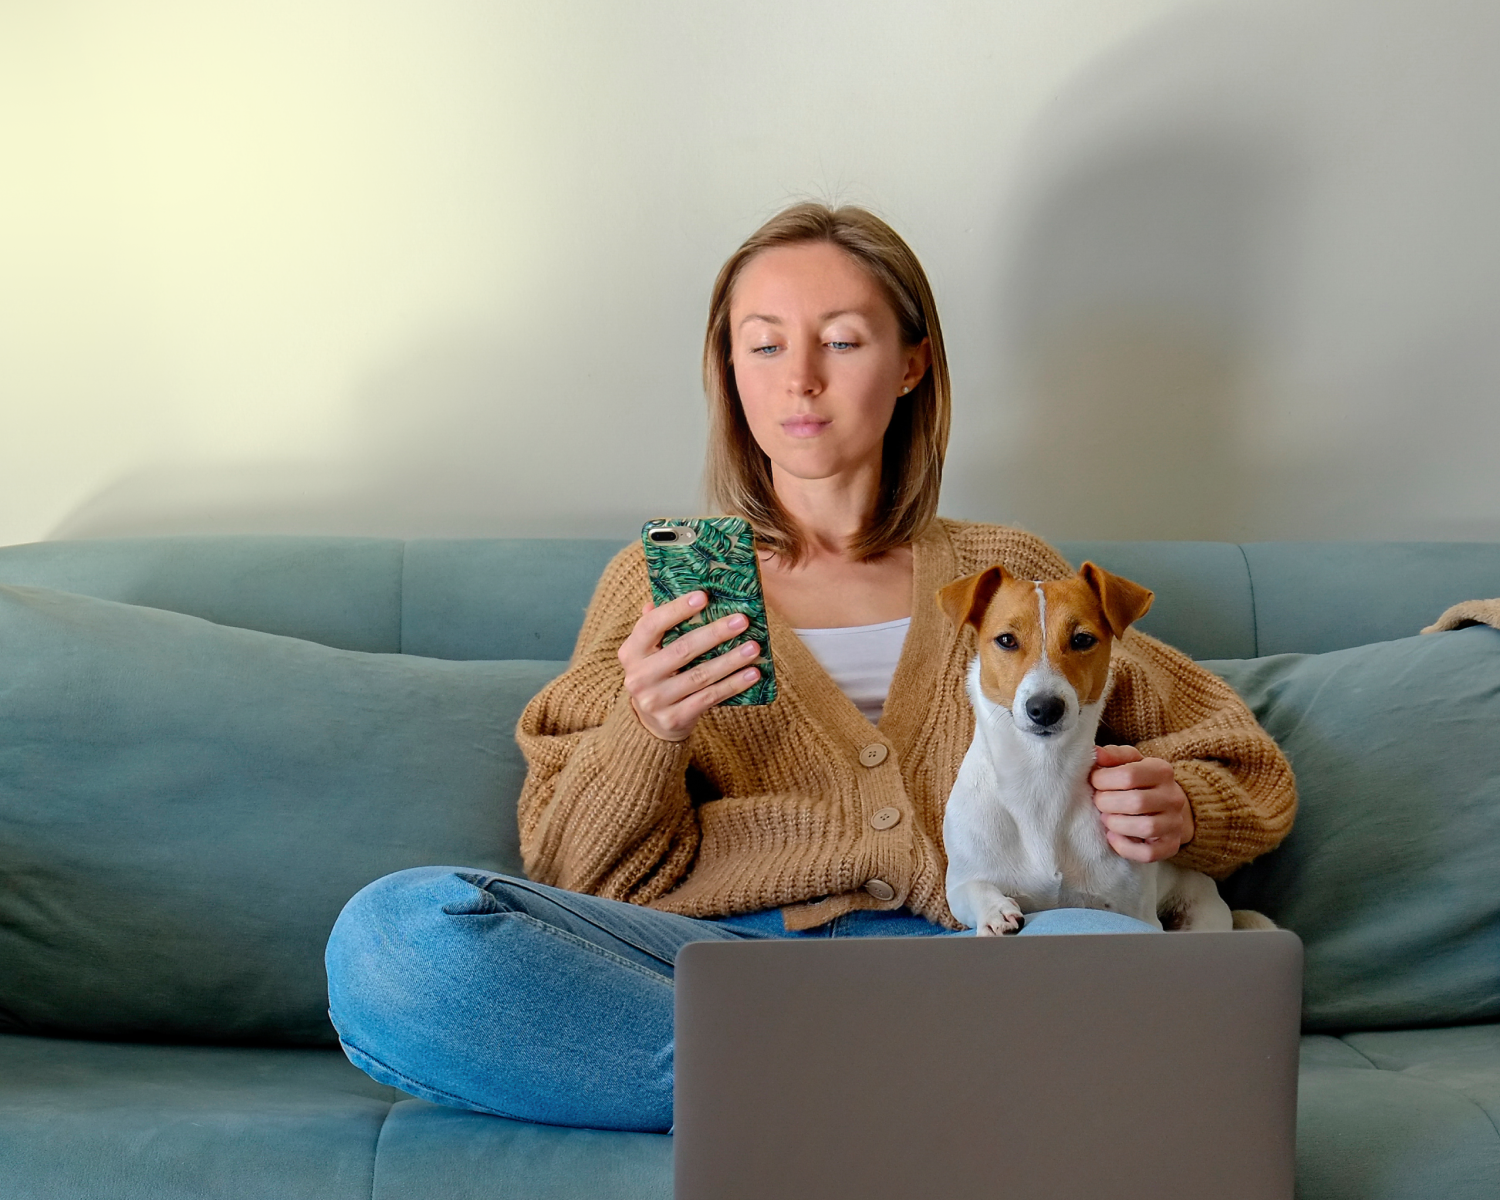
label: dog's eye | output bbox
[995,633,1019,650]
[1070,631,1099,651]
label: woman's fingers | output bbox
[1105,830,1169,863]
[1092,743,1144,768]
[1101,810,1176,841]
[621,594,746,666]
[1090,755,1171,794]
[678,661,762,715]
[659,612,750,674]
[621,592,707,658]
[619,590,762,741]
[629,652,760,742]
[655,641,760,707]
[621,608,750,694]
[1091,747,1191,861]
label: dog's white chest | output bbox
[942,656,1160,927]
[945,738,1148,917]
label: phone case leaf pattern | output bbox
[642,517,777,706]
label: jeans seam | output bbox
[482,875,689,971]
[507,911,678,985]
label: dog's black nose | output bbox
[1025,694,1066,727]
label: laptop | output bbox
[675,930,1302,1200]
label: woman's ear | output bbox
[901,337,932,394]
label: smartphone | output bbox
[641,517,777,706]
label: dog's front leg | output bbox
[951,879,1026,936]
[1157,866,1233,932]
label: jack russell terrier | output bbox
[939,562,1269,935]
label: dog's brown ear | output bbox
[1079,562,1154,637]
[936,565,1010,630]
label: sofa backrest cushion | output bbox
[1058,540,1500,660]
[1208,625,1500,1031]
[399,537,625,660]
[0,536,627,664]
[0,583,562,1045]
[7,536,1499,662]
[0,537,407,652]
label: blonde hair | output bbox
[703,203,951,564]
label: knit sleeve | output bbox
[515,544,701,901]
[1102,630,1297,879]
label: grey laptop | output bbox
[675,930,1302,1200]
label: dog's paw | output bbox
[1231,909,1277,931]
[976,906,1025,936]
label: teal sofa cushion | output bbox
[369,1101,672,1200]
[0,583,563,1045]
[1296,1025,1500,1199]
[1207,626,1500,1031]
[0,536,407,652]
[0,1033,399,1200]
[400,538,626,661]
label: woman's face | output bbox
[728,241,930,488]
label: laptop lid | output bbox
[675,931,1302,1200]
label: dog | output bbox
[938,561,1267,935]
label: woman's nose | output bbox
[785,345,823,396]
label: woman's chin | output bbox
[767,451,881,486]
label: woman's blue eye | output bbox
[826,341,856,350]
[750,345,778,356]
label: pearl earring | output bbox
[900,386,911,395]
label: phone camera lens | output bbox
[649,529,676,543]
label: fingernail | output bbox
[688,592,706,607]
[731,613,748,630]
[742,668,759,681]
[740,642,758,657]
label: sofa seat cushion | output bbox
[4,1028,1492,1200]
[1207,625,1500,1030]
[0,1033,398,1200]
[0,582,565,1044]
[1297,1025,1500,1200]
[370,1100,671,1200]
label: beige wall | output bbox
[3,0,1498,548]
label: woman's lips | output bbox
[781,416,830,438]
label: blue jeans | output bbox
[324,867,1155,1133]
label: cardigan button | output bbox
[864,878,897,902]
[858,743,889,768]
[869,806,901,830]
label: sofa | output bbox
[0,533,1496,1200]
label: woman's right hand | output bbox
[617,591,762,742]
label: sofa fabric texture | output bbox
[1206,628,1500,1030]
[0,534,1497,1200]
[0,582,559,1044]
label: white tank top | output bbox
[791,617,912,724]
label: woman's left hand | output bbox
[1090,745,1194,862]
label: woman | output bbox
[325,203,1295,1134]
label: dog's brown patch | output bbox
[937,563,1154,709]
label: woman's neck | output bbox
[759,462,914,629]
[769,461,881,562]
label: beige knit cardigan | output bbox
[517,519,1296,931]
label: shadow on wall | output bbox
[51,0,1500,544]
[966,0,1500,543]
[998,133,1294,541]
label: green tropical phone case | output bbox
[641,517,777,707]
